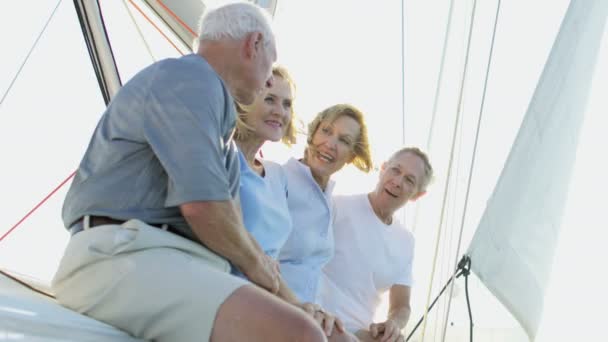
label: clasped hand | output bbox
[369,319,404,342]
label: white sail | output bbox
[466,0,608,339]
[142,0,204,49]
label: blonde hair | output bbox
[234,65,297,145]
[388,146,434,191]
[306,104,373,173]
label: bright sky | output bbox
[1,1,607,341]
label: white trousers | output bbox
[52,219,246,341]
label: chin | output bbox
[234,90,255,106]
[237,96,255,106]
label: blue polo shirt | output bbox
[62,54,239,243]
[278,158,335,303]
[237,150,292,260]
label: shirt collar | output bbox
[285,157,336,196]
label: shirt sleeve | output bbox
[395,234,415,286]
[143,64,235,206]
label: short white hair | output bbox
[197,2,274,47]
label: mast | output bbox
[74,0,279,104]
[73,0,122,105]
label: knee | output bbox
[286,312,327,342]
[289,313,327,342]
[328,330,357,342]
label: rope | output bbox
[127,0,186,56]
[407,256,471,341]
[0,269,55,299]
[122,0,156,62]
[440,1,503,340]
[1,0,190,243]
[0,0,63,107]
[419,0,479,340]
[1,171,76,243]
[464,259,473,342]
[156,0,197,36]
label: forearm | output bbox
[276,276,301,305]
[387,304,411,329]
[181,200,262,271]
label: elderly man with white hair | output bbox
[53,3,327,341]
[319,147,434,342]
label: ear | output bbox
[243,32,263,59]
[410,190,427,202]
[380,161,387,172]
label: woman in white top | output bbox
[318,147,434,342]
[278,104,373,337]
[235,68,358,342]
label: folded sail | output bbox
[466,0,608,339]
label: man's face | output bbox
[373,152,427,211]
[238,34,277,105]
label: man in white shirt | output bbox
[319,147,433,342]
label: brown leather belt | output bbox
[69,215,190,241]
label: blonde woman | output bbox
[234,65,297,267]
[236,81,363,341]
[278,104,373,337]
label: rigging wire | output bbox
[440,0,503,341]
[0,171,76,243]
[419,0,479,340]
[410,0,455,236]
[435,78,468,339]
[424,0,456,153]
[122,0,156,62]
[127,0,186,56]
[401,0,406,146]
[156,0,197,36]
[407,256,472,341]
[0,0,192,298]
[1,0,192,244]
[400,0,407,227]
[0,0,63,107]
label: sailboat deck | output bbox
[0,272,143,341]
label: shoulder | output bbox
[281,158,307,185]
[263,160,288,183]
[392,220,415,248]
[261,159,285,175]
[333,193,367,210]
[281,158,299,173]
[153,55,226,98]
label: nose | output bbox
[326,135,338,151]
[271,102,288,119]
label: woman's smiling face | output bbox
[304,114,361,181]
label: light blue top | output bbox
[236,150,292,265]
[62,54,239,242]
[278,158,335,303]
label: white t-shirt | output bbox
[318,193,414,332]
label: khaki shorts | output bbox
[52,219,246,342]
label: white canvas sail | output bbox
[466,0,608,339]
[142,0,204,49]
